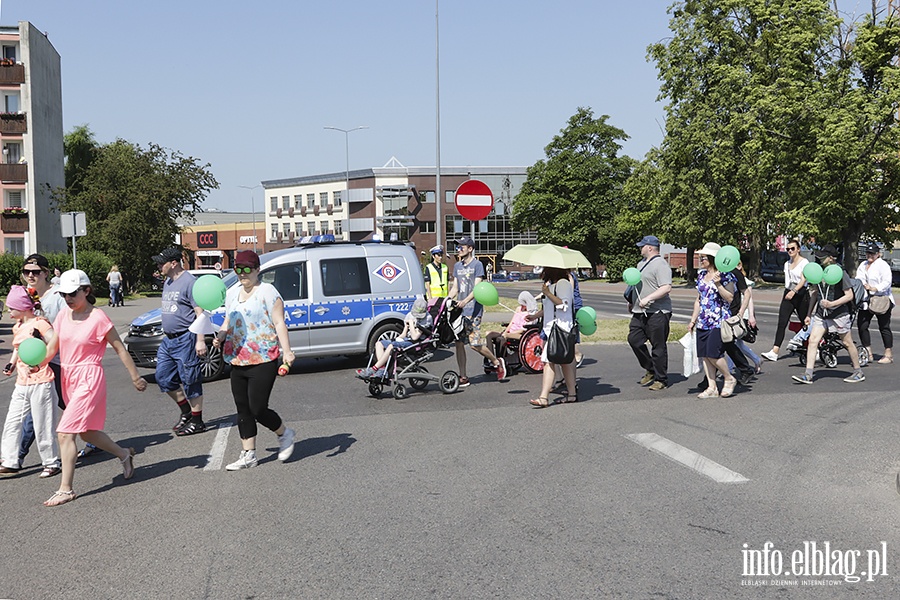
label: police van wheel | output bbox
[200,337,225,382]
[368,323,402,358]
[439,371,460,394]
[368,382,383,397]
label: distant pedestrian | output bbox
[106,265,123,307]
[762,239,808,361]
[50,268,61,286]
[43,269,148,506]
[856,243,894,364]
[626,235,672,391]
[212,251,296,471]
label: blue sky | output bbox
[0,1,868,212]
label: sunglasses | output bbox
[699,255,710,261]
[787,247,798,252]
[234,266,255,274]
[22,269,42,276]
[60,287,84,298]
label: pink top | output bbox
[11,317,54,385]
[506,310,530,335]
[53,307,114,434]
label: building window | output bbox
[270,223,278,239]
[307,193,315,209]
[320,192,328,208]
[321,220,328,232]
[270,196,278,212]
[294,195,302,210]
[4,93,19,113]
[308,221,316,234]
[420,221,436,233]
[2,45,16,61]
[383,198,408,218]
[3,142,21,164]
[6,189,23,209]
[423,191,435,203]
[295,222,302,235]
[282,196,290,210]
[445,190,454,203]
[4,237,23,255]
[334,221,342,235]
[283,223,291,235]
[334,190,342,207]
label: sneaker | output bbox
[278,427,296,462]
[458,376,470,388]
[639,371,654,386]
[495,358,506,381]
[648,381,666,391]
[356,367,375,379]
[737,371,754,387]
[175,420,207,436]
[39,466,61,478]
[225,449,258,471]
[843,371,865,383]
[77,444,102,459]
[785,340,802,353]
[792,373,814,384]
[761,351,779,362]
[172,413,191,432]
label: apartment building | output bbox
[0,21,64,255]
[261,161,538,267]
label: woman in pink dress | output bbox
[42,269,148,506]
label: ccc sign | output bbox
[197,231,218,248]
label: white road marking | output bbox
[624,432,750,484]
[204,425,231,471]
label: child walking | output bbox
[0,286,61,477]
[42,270,148,506]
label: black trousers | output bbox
[857,305,893,350]
[628,311,670,383]
[230,360,283,440]
[774,288,810,348]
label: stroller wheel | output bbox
[439,370,460,394]
[858,346,870,367]
[368,382,383,397]
[819,348,838,368]
[409,367,429,391]
[392,384,408,399]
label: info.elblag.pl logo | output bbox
[741,541,889,586]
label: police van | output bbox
[125,237,426,380]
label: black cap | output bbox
[24,253,50,269]
[865,243,880,254]
[813,244,838,259]
[152,248,182,265]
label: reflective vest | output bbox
[425,262,449,297]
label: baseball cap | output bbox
[24,253,50,270]
[865,243,881,254]
[234,250,261,268]
[410,297,427,318]
[430,245,444,255]
[456,236,475,248]
[636,235,661,248]
[57,269,91,294]
[814,244,838,259]
[6,285,34,311]
[152,247,183,265]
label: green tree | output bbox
[53,138,219,287]
[511,107,635,272]
[63,124,99,196]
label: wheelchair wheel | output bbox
[518,329,544,374]
[439,370,460,393]
[858,346,870,367]
[392,384,408,399]
[368,382,383,397]
[819,348,838,368]
[409,367,429,391]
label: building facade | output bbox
[260,161,538,270]
[0,22,64,255]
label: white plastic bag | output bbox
[679,331,701,378]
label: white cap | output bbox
[57,269,91,294]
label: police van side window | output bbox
[260,263,306,301]
[321,258,371,297]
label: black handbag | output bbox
[545,285,577,364]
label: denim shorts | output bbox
[156,331,203,399]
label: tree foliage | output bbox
[53,136,219,287]
[511,107,635,272]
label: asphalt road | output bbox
[1,288,899,599]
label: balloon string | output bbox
[497,302,516,312]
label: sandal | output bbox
[697,387,719,399]
[878,356,894,364]
[43,489,76,507]
[529,397,551,408]
[121,447,136,480]
[39,466,61,478]
[720,378,737,398]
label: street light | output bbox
[238,184,261,253]
[324,125,368,208]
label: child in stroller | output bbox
[483,291,544,375]
[357,297,462,398]
[786,319,869,369]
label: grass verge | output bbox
[482,318,689,344]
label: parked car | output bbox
[760,250,789,283]
[126,240,426,381]
[508,271,522,281]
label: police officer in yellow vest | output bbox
[424,245,449,301]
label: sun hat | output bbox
[698,242,721,258]
[6,285,34,311]
[410,297,428,318]
[57,269,91,294]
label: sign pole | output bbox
[71,212,78,269]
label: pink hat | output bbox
[6,285,34,311]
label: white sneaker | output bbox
[761,351,779,362]
[225,449,258,471]
[277,427,296,462]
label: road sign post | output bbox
[60,211,87,268]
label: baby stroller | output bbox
[360,297,462,399]
[786,315,870,368]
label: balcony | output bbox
[0,163,27,183]
[0,63,24,85]
[0,113,26,135]
[1,211,28,233]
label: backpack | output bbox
[847,277,867,314]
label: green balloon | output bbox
[193,275,227,311]
[579,319,597,336]
[803,262,823,285]
[18,337,47,367]
[823,264,843,285]
[622,267,642,286]
[473,281,499,306]
[715,245,741,272]
[576,306,596,326]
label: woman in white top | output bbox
[528,267,577,407]
[856,243,894,364]
[762,240,809,361]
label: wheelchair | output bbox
[483,319,544,375]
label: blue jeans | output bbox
[156,332,203,399]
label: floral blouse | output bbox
[696,269,736,329]
[222,282,283,366]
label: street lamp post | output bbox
[238,184,261,253]
[324,125,368,212]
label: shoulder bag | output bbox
[868,295,891,315]
[720,314,748,344]
[546,284,577,364]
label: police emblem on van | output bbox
[373,261,405,284]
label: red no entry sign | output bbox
[454,179,494,221]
